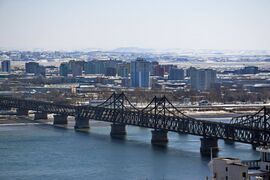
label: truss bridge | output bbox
[0,92,269,155]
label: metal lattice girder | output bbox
[230,107,270,130]
[0,96,76,115]
[1,93,270,146]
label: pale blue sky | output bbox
[0,0,270,50]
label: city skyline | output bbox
[1,1,270,179]
[0,0,270,51]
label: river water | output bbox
[0,121,259,180]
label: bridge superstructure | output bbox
[0,92,269,155]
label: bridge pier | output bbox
[151,130,168,146]
[251,131,261,150]
[252,144,259,150]
[34,112,48,120]
[74,116,89,130]
[110,123,126,137]
[200,137,219,156]
[16,108,28,116]
[53,114,68,125]
[224,126,235,144]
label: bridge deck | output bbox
[0,93,269,146]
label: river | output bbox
[0,120,259,180]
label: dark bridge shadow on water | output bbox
[49,124,247,161]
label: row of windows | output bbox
[263,152,270,162]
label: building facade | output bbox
[59,63,69,77]
[168,67,184,80]
[25,62,45,76]
[69,60,83,77]
[117,62,130,77]
[190,68,217,91]
[131,58,151,88]
[25,62,39,74]
[1,60,11,73]
[209,157,248,180]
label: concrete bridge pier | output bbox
[16,108,28,116]
[224,127,235,144]
[110,123,126,137]
[252,144,259,150]
[74,116,89,131]
[53,114,68,125]
[200,137,219,156]
[251,131,260,150]
[151,129,168,146]
[34,112,48,120]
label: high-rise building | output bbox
[162,64,177,74]
[25,62,39,74]
[84,61,95,74]
[186,67,194,77]
[190,68,216,91]
[38,66,46,76]
[84,60,105,74]
[150,61,159,75]
[85,59,122,75]
[117,63,130,77]
[25,62,46,76]
[70,61,83,77]
[152,64,165,77]
[105,59,121,70]
[131,58,151,88]
[105,67,116,76]
[1,60,11,73]
[168,68,184,80]
[67,60,85,77]
[95,61,106,74]
[59,63,69,77]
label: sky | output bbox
[0,0,270,51]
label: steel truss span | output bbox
[0,92,269,146]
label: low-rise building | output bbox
[209,157,248,180]
[209,146,270,180]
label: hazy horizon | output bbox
[1,0,270,51]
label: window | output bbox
[265,153,270,162]
[226,176,228,180]
[225,167,228,172]
[266,165,268,171]
[242,172,246,178]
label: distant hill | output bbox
[112,47,154,53]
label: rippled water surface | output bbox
[0,123,259,180]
